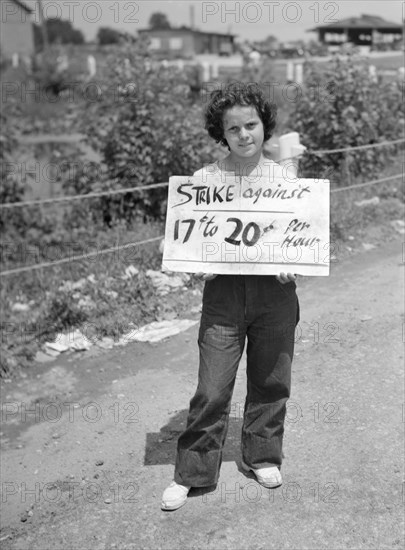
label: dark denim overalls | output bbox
[174,274,300,487]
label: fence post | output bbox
[201,61,210,81]
[87,55,97,78]
[211,61,219,79]
[286,61,294,82]
[368,65,377,83]
[343,150,352,186]
[295,63,303,85]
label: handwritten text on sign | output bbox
[162,175,330,276]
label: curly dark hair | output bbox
[204,82,277,149]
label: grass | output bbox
[369,54,404,71]
[1,50,403,377]
[328,151,404,244]
[2,150,403,378]
[0,217,182,376]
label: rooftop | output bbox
[11,0,33,13]
[310,13,402,31]
[138,26,236,38]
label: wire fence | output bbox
[306,138,405,156]
[1,138,403,277]
[1,137,404,211]
[0,182,170,210]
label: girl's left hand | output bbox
[195,272,217,281]
[276,272,297,284]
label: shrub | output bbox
[0,115,65,242]
[31,47,77,97]
[0,111,28,232]
[79,40,216,221]
[287,56,404,183]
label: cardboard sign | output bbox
[162,174,330,276]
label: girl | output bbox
[162,82,299,511]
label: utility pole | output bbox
[189,4,195,30]
[37,0,49,51]
[403,15,405,53]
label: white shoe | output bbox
[161,481,191,511]
[241,460,282,488]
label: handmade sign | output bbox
[162,174,330,276]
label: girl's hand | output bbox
[195,272,217,281]
[276,272,297,284]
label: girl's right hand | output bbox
[195,272,217,281]
[276,272,297,284]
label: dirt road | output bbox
[1,238,404,550]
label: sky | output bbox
[21,0,404,43]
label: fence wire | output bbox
[1,139,403,277]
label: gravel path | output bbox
[1,238,403,550]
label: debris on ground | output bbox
[121,265,139,279]
[77,296,96,310]
[58,278,88,292]
[96,337,115,350]
[390,219,405,234]
[360,314,373,321]
[118,319,198,344]
[10,303,30,313]
[354,196,380,207]
[44,330,93,355]
[36,316,198,362]
[104,290,118,299]
[146,270,190,295]
[362,243,376,251]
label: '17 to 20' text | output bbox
[173,215,321,249]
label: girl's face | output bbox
[222,105,264,159]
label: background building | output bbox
[310,14,403,49]
[137,27,235,58]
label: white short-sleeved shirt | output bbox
[193,159,286,180]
